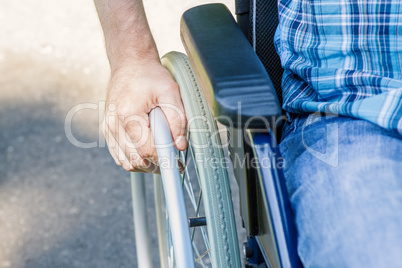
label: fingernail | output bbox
[178,159,185,173]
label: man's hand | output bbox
[103,61,187,172]
[94,0,187,172]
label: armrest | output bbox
[180,4,281,129]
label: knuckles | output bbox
[157,80,180,94]
[115,104,133,121]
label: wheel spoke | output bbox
[199,226,210,256]
[184,178,198,211]
[181,150,198,211]
[181,131,190,186]
[191,239,207,268]
[195,190,203,216]
[188,139,201,181]
[186,137,212,262]
[181,140,200,214]
[195,248,211,263]
[191,191,203,240]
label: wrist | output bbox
[107,40,160,73]
[109,55,161,78]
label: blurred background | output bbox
[0,0,237,267]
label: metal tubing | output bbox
[150,107,195,268]
[154,174,169,268]
[131,172,153,268]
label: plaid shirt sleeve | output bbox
[275,0,402,134]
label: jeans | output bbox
[279,113,402,268]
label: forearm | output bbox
[95,0,187,172]
[94,0,160,72]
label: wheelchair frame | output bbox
[131,3,302,268]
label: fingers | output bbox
[104,125,133,171]
[123,112,159,166]
[103,108,159,172]
[102,121,122,166]
[104,102,186,174]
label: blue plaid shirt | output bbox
[275,0,402,134]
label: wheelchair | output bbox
[130,1,302,267]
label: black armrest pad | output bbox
[180,4,281,129]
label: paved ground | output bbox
[0,1,241,267]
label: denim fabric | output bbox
[279,113,402,267]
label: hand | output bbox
[102,61,187,173]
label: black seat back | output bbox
[236,0,283,105]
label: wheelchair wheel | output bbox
[154,51,241,268]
